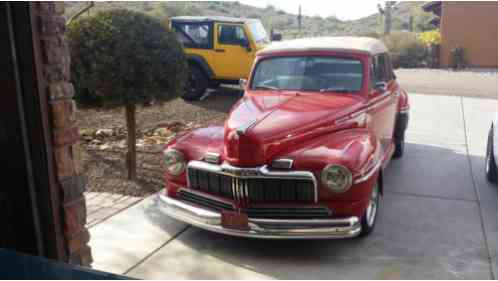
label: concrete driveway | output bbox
[88,93,498,279]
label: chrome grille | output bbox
[178,189,330,219]
[178,189,235,211]
[187,163,316,204]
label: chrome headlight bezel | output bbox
[163,149,186,176]
[320,164,353,193]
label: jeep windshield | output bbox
[247,21,269,44]
[251,56,363,92]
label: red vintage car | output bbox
[159,37,409,239]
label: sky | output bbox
[237,0,382,21]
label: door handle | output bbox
[215,49,226,53]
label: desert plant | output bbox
[419,29,441,46]
[67,9,188,180]
[382,31,428,68]
[451,46,465,70]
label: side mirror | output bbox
[373,82,387,94]
[271,33,282,41]
[239,78,248,89]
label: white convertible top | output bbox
[259,37,388,56]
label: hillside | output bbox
[64,1,435,38]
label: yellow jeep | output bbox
[170,16,270,100]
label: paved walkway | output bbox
[88,93,498,279]
[85,192,143,228]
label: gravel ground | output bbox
[77,87,242,197]
[396,68,498,98]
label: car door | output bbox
[212,23,256,80]
[367,53,399,155]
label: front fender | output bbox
[281,128,382,202]
[165,126,224,186]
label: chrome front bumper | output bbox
[157,194,362,239]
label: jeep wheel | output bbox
[183,66,208,101]
[359,181,380,237]
[486,126,498,183]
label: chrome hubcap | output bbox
[366,184,379,227]
[486,154,491,173]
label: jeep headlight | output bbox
[321,164,353,193]
[163,149,186,176]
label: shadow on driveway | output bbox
[138,142,495,279]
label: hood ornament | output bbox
[236,118,258,136]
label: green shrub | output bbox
[67,9,188,180]
[382,31,428,68]
[67,9,188,107]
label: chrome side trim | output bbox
[353,140,384,184]
[157,194,361,239]
[353,161,381,184]
[187,161,319,203]
[335,94,393,126]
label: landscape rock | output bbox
[80,128,96,136]
[95,129,113,138]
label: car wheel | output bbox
[182,66,208,101]
[359,181,380,237]
[486,126,498,183]
[393,133,405,159]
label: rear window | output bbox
[172,22,212,49]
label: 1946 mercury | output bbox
[159,37,409,239]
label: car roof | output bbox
[170,16,259,24]
[258,37,389,56]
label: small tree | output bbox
[382,32,428,68]
[68,9,188,180]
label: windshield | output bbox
[247,21,269,44]
[251,56,364,92]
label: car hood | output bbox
[224,91,363,166]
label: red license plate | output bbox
[221,211,249,230]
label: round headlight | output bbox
[321,164,353,193]
[163,149,186,176]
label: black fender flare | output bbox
[187,54,214,80]
[490,112,498,164]
[394,112,409,140]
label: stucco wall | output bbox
[440,1,498,68]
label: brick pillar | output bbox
[32,2,92,266]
